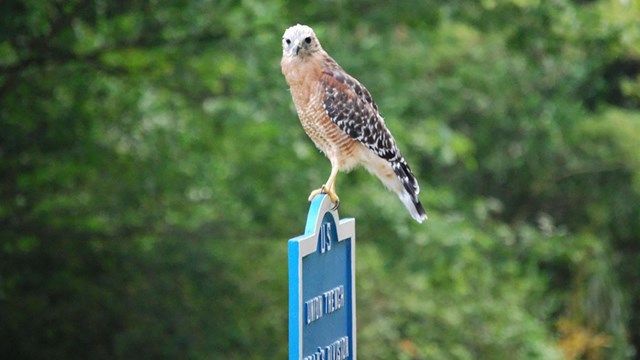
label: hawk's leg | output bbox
[308,163,340,209]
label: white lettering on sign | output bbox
[303,336,349,360]
[323,285,344,315]
[305,295,323,324]
[319,222,332,253]
[304,285,345,325]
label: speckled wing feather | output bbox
[320,68,421,202]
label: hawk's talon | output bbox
[326,189,340,209]
[308,185,340,210]
[308,186,327,202]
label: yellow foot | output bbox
[308,185,340,210]
[308,187,324,202]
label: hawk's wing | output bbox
[320,69,398,160]
[320,68,421,199]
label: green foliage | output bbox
[1,0,639,358]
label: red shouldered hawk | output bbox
[281,24,428,223]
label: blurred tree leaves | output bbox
[1,0,639,359]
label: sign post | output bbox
[289,194,356,360]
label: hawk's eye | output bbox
[304,37,311,44]
[285,39,291,45]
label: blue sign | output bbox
[289,195,356,360]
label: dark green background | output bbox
[1,0,639,359]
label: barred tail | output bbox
[364,152,428,223]
[391,159,428,223]
[397,187,428,223]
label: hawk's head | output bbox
[282,24,321,58]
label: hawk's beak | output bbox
[292,39,302,56]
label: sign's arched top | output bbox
[298,195,355,258]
